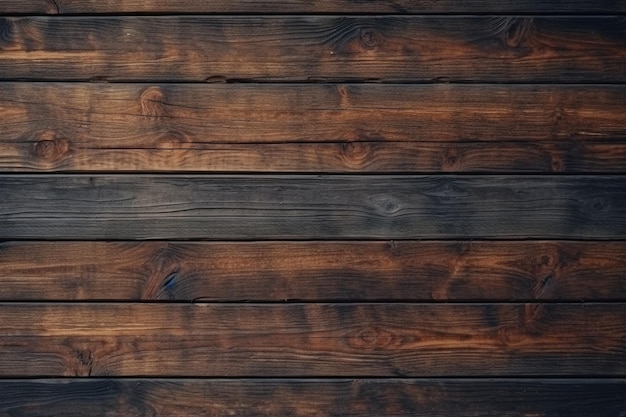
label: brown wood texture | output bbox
[0,303,623,377]
[1,17,625,82]
[1,0,625,412]
[1,241,624,302]
[3,0,626,14]
[1,175,625,240]
[1,83,625,172]
[0,379,624,417]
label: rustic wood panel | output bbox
[3,83,625,144]
[1,17,624,82]
[1,175,624,240]
[1,83,625,172]
[0,378,624,417]
[0,303,623,377]
[2,141,626,173]
[3,0,626,14]
[1,241,624,302]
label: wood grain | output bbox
[1,241,624,302]
[0,378,624,417]
[3,141,626,173]
[1,17,624,82]
[3,0,625,14]
[1,83,625,172]
[0,303,623,377]
[1,175,625,240]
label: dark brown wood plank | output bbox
[0,378,624,417]
[1,17,624,82]
[3,0,626,14]
[1,83,625,172]
[0,303,623,377]
[1,241,624,302]
[1,175,625,240]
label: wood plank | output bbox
[0,379,624,417]
[0,17,624,82]
[1,175,625,240]
[0,303,623,377]
[1,83,625,172]
[1,241,624,302]
[4,141,626,173]
[3,0,626,14]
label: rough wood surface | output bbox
[0,303,623,377]
[1,241,624,302]
[1,83,625,172]
[1,17,624,82]
[1,175,624,240]
[3,0,625,14]
[2,140,626,173]
[0,378,624,417]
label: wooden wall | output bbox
[1,1,625,415]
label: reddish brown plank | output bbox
[0,303,623,377]
[0,378,624,417]
[1,241,624,302]
[1,83,625,172]
[0,17,624,82]
[3,141,625,173]
[2,0,625,14]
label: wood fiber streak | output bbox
[1,83,625,172]
[1,241,624,302]
[3,0,626,14]
[1,175,625,240]
[0,303,624,377]
[0,379,624,417]
[0,17,625,82]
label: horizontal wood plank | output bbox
[0,378,624,417]
[1,241,624,301]
[0,303,623,376]
[1,83,625,172]
[1,17,624,82]
[3,141,626,173]
[3,0,626,14]
[1,175,625,240]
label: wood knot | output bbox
[32,131,70,161]
[359,28,383,50]
[69,349,94,377]
[140,86,168,117]
[371,194,401,215]
[0,18,14,47]
[155,130,191,149]
[341,142,372,168]
[349,326,395,349]
[336,84,350,106]
[443,148,462,171]
[503,17,534,48]
[143,245,183,300]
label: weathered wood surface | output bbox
[3,140,626,173]
[1,17,624,82]
[3,0,626,14]
[0,303,623,377]
[1,83,625,172]
[0,379,624,417]
[1,175,624,240]
[1,241,624,302]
